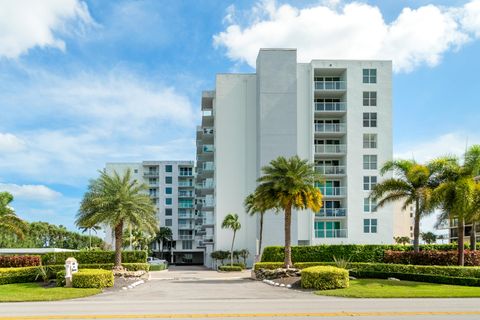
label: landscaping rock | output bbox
[388,277,400,281]
[349,276,357,280]
[254,268,301,280]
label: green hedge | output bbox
[46,263,149,278]
[149,264,167,271]
[218,265,243,272]
[41,251,147,265]
[56,270,66,287]
[261,244,471,263]
[0,267,38,285]
[72,269,114,288]
[301,266,349,290]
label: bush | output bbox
[218,265,243,272]
[0,267,39,285]
[301,266,349,290]
[383,250,480,266]
[41,250,147,265]
[0,255,41,268]
[72,269,114,288]
[56,270,66,287]
[149,264,167,271]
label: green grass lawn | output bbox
[316,279,480,298]
[0,283,101,302]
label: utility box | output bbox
[64,257,78,287]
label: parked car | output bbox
[147,257,167,265]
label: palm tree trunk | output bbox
[88,229,92,249]
[470,222,477,251]
[458,218,465,266]
[413,199,421,252]
[114,221,124,268]
[230,230,236,267]
[160,239,164,259]
[284,204,292,269]
[258,212,264,262]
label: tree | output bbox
[76,169,158,268]
[0,192,27,239]
[79,225,101,249]
[255,156,323,268]
[239,249,249,265]
[124,227,154,251]
[394,236,410,245]
[370,160,437,252]
[221,213,241,267]
[421,232,437,244]
[153,227,172,258]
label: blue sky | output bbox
[0,0,479,232]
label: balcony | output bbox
[178,235,194,240]
[143,172,159,177]
[179,202,194,209]
[317,187,346,197]
[314,123,346,135]
[315,144,347,154]
[314,229,347,238]
[202,162,214,171]
[178,181,194,187]
[178,224,194,230]
[178,192,194,198]
[203,218,214,225]
[178,213,194,219]
[315,102,346,112]
[315,80,346,91]
[316,208,347,218]
[315,165,346,176]
[197,181,214,189]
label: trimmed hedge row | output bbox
[41,251,147,265]
[218,265,243,272]
[72,269,114,288]
[46,263,149,276]
[0,255,41,268]
[383,250,480,266]
[0,267,38,285]
[301,266,349,290]
[260,244,477,263]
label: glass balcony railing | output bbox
[315,144,347,154]
[179,202,194,208]
[314,229,347,238]
[178,235,194,240]
[178,181,194,187]
[316,208,347,217]
[315,102,346,112]
[315,165,346,175]
[314,123,346,134]
[317,187,346,197]
[315,80,346,90]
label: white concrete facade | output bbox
[196,49,395,268]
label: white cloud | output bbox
[0,183,61,201]
[0,133,26,152]
[214,0,480,72]
[0,0,94,58]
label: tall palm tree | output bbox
[255,156,323,268]
[221,213,241,267]
[79,225,101,249]
[76,169,158,268]
[154,227,172,258]
[0,192,27,239]
[370,160,436,252]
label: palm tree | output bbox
[244,192,275,260]
[255,156,323,268]
[221,213,241,267]
[76,169,158,268]
[79,225,101,249]
[154,227,172,258]
[370,160,436,252]
[0,192,27,239]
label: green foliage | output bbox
[41,250,147,265]
[301,266,349,290]
[0,283,101,302]
[34,265,49,283]
[254,262,284,270]
[333,255,350,269]
[210,250,230,264]
[218,265,243,272]
[394,236,411,245]
[421,232,438,244]
[149,264,167,271]
[0,255,41,267]
[56,270,66,287]
[0,192,28,239]
[350,271,480,287]
[0,266,38,285]
[72,269,114,288]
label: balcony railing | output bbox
[178,181,194,187]
[315,144,347,154]
[178,235,194,240]
[197,182,214,189]
[317,187,346,197]
[315,81,346,91]
[315,165,346,175]
[179,192,194,198]
[314,123,346,134]
[178,224,194,230]
[179,202,194,208]
[315,102,346,112]
[143,172,159,177]
[314,229,347,238]
[202,162,214,171]
[178,213,194,219]
[317,208,347,217]
[202,145,214,153]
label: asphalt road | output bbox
[1,266,480,320]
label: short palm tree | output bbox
[221,213,241,267]
[76,169,158,267]
[256,156,323,268]
[154,227,172,258]
[0,192,27,239]
[370,160,436,252]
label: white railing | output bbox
[178,181,194,187]
[317,208,347,217]
[314,229,348,238]
[314,123,346,134]
[315,144,347,154]
[317,187,346,197]
[202,162,214,171]
[315,165,346,175]
[315,102,346,112]
[315,80,346,90]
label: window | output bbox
[134,169,138,174]
[363,155,377,170]
[165,219,172,227]
[165,208,172,216]
[165,176,172,184]
[363,112,377,127]
[364,198,377,212]
[182,240,193,250]
[165,198,172,205]
[363,91,377,106]
[363,134,377,148]
[179,167,193,176]
[165,187,172,195]
[363,176,377,190]
[364,219,378,233]
[363,69,377,83]
[165,165,173,173]
[149,188,157,197]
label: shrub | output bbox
[41,250,147,265]
[301,266,349,290]
[254,262,284,271]
[0,255,41,268]
[0,267,39,285]
[56,270,66,287]
[149,264,167,271]
[72,269,114,288]
[383,250,480,266]
[218,265,243,272]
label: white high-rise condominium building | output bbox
[104,161,204,264]
[196,48,395,267]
